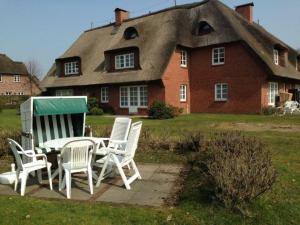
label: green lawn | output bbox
[0,109,299,224]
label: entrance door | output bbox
[129,87,138,114]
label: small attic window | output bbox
[197,21,214,36]
[124,27,139,40]
[273,44,287,67]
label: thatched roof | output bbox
[42,0,300,89]
[0,54,28,75]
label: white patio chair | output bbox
[95,121,143,190]
[58,139,96,199]
[8,138,53,196]
[283,101,300,114]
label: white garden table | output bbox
[41,137,107,180]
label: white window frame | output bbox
[13,75,20,83]
[100,87,109,103]
[268,82,278,106]
[119,85,148,108]
[0,75,2,82]
[215,83,228,101]
[273,49,279,65]
[55,89,74,96]
[115,53,134,70]
[180,85,187,102]
[212,47,225,65]
[180,50,188,67]
[64,61,79,75]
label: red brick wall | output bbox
[189,42,268,114]
[162,47,190,113]
[0,74,41,96]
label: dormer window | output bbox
[273,45,287,67]
[195,21,214,36]
[180,50,188,67]
[65,61,79,75]
[124,27,139,40]
[115,53,134,69]
[297,55,300,71]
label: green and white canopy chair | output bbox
[20,96,88,154]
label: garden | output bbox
[0,106,299,225]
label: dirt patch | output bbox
[218,122,300,132]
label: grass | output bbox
[0,109,299,224]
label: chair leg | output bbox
[37,169,42,184]
[65,170,71,199]
[131,160,142,180]
[115,161,130,190]
[14,170,20,192]
[47,165,53,191]
[58,165,62,191]
[88,166,93,195]
[95,156,109,187]
[20,172,28,196]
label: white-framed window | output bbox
[273,49,279,65]
[215,83,228,101]
[119,86,148,108]
[55,89,74,96]
[180,85,187,102]
[14,75,20,82]
[268,82,278,106]
[0,75,2,82]
[296,59,298,71]
[212,47,225,65]
[180,50,188,67]
[5,91,12,96]
[101,87,109,103]
[115,53,134,69]
[64,61,79,75]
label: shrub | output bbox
[0,130,21,159]
[89,107,104,116]
[101,105,115,115]
[148,101,182,119]
[87,97,99,111]
[194,131,276,208]
[261,106,278,115]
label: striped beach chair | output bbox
[20,96,88,154]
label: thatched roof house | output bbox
[41,0,300,114]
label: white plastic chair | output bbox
[95,121,143,190]
[8,138,53,196]
[283,101,300,114]
[58,139,96,199]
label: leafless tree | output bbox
[25,59,42,96]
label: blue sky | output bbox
[0,0,299,78]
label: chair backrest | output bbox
[108,117,132,148]
[7,139,25,170]
[123,121,142,161]
[60,139,96,170]
[33,114,74,147]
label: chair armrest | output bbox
[108,149,126,155]
[35,153,48,161]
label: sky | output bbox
[0,0,299,78]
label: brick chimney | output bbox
[115,8,129,26]
[235,2,254,23]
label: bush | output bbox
[261,106,278,115]
[0,130,21,159]
[87,97,99,111]
[194,131,276,208]
[148,101,182,119]
[89,107,104,116]
[100,104,115,115]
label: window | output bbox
[268,82,278,106]
[55,89,74,96]
[64,61,79,75]
[215,83,228,101]
[180,50,188,67]
[5,91,12,96]
[197,21,214,35]
[273,49,279,65]
[212,47,225,65]
[101,87,109,103]
[115,53,134,69]
[180,85,187,102]
[0,75,2,82]
[124,27,139,40]
[14,75,20,82]
[119,86,148,108]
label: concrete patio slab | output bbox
[0,163,184,207]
